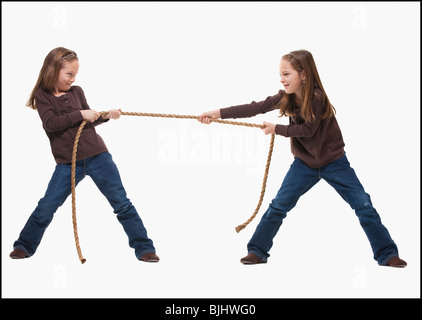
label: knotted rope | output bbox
[71,111,275,263]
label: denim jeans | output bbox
[247,153,398,265]
[14,152,155,259]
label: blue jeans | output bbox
[13,152,155,259]
[248,153,398,265]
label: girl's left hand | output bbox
[104,109,122,120]
[262,121,275,135]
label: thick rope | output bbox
[119,111,265,129]
[235,132,275,233]
[71,111,274,263]
[71,120,87,264]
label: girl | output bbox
[199,50,406,267]
[10,47,159,262]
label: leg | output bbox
[320,154,399,265]
[85,152,156,259]
[13,163,86,257]
[247,158,320,262]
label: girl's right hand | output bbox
[80,110,100,122]
[198,109,221,124]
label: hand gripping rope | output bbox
[71,111,275,264]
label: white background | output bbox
[2,2,420,298]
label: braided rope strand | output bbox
[119,111,265,129]
[235,132,275,233]
[71,111,274,263]
[71,120,87,264]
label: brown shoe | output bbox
[139,252,160,262]
[10,249,27,259]
[240,253,266,265]
[385,256,407,268]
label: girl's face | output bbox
[55,59,79,94]
[279,58,305,97]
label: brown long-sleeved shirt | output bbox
[220,89,345,168]
[35,86,109,164]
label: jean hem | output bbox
[249,250,268,263]
[136,249,156,260]
[13,245,32,258]
[379,252,399,266]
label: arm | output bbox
[274,95,323,138]
[76,86,109,126]
[36,90,85,133]
[198,91,283,124]
[220,92,283,119]
[36,88,105,133]
[76,87,121,123]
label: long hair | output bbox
[26,47,78,110]
[276,50,335,122]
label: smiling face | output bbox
[279,58,305,98]
[55,59,79,95]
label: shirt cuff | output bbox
[219,107,233,119]
[275,124,288,136]
[69,110,84,124]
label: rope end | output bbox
[80,258,86,264]
[235,225,246,233]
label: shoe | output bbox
[240,253,266,265]
[10,249,27,259]
[385,256,407,268]
[139,252,160,262]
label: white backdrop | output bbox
[2,2,420,298]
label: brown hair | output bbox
[26,47,78,110]
[276,50,335,122]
